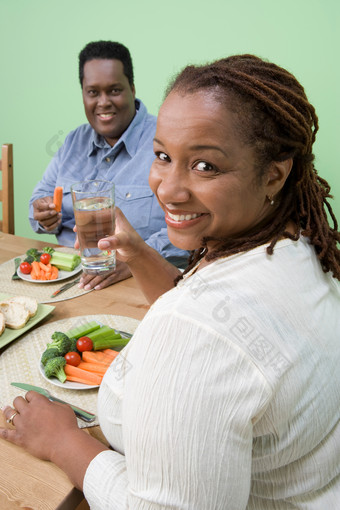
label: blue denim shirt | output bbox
[29,99,188,264]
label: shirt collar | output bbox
[87,99,146,158]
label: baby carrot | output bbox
[53,186,63,212]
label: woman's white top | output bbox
[83,237,340,509]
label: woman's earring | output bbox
[267,195,275,206]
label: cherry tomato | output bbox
[40,253,51,264]
[76,336,93,352]
[19,261,32,274]
[64,351,81,366]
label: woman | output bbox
[1,55,340,509]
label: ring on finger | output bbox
[6,411,19,426]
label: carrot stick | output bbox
[82,350,118,364]
[64,364,102,385]
[102,349,120,360]
[53,186,63,213]
[39,261,50,272]
[50,266,59,279]
[77,361,109,375]
[31,261,41,279]
[65,374,103,385]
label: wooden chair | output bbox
[0,143,14,234]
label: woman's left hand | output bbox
[0,391,79,461]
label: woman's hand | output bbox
[97,207,146,265]
[0,391,79,462]
[1,390,109,490]
[75,207,177,302]
[73,208,145,290]
[74,207,145,266]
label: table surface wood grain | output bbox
[0,232,149,509]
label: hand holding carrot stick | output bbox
[32,187,62,231]
[32,195,62,231]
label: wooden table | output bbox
[0,232,150,509]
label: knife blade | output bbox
[50,276,81,298]
[11,382,96,422]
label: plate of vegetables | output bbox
[16,247,82,283]
[39,320,131,390]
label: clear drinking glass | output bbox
[71,180,116,274]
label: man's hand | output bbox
[74,208,145,291]
[78,259,132,290]
[33,197,61,231]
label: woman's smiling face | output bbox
[149,90,276,253]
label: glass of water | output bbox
[71,180,116,274]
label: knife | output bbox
[11,382,96,422]
[50,276,81,298]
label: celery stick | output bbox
[50,251,81,271]
[89,332,120,341]
[87,326,121,341]
[93,336,130,351]
[66,321,101,339]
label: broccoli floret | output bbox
[41,347,59,366]
[68,337,78,352]
[47,331,71,356]
[44,356,67,383]
[25,248,40,261]
[43,246,55,255]
[24,255,35,264]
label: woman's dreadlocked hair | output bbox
[167,54,340,281]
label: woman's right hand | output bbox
[97,207,146,265]
[97,208,180,303]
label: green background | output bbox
[1,0,339,244]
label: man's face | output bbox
[82,59,136,146]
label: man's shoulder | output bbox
[144,111,157,128]
[136,99,157,127]
[65,123,93,141]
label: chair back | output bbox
[0,143,14,234]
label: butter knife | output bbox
[11,382,96,422]
[50,276,81,298]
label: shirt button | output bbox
[126,192,131,198]
[105,157,111,162]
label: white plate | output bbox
[39,361,99,390]
[17,263,82,284]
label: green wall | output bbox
[1,0,339,243]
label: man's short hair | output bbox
[78,41,134,87]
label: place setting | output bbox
[0,313,140,428]
[0,246,92,303]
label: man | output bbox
[29,41,188,289]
